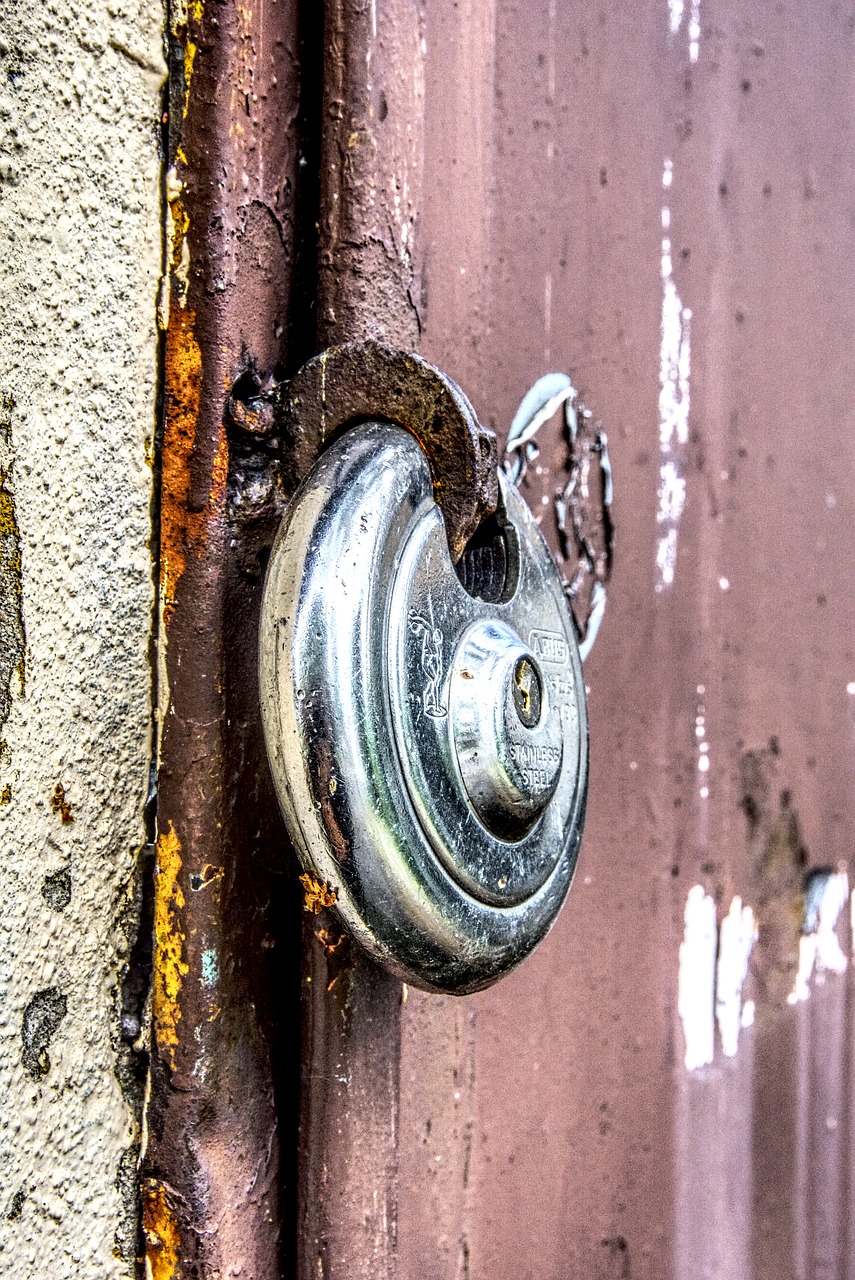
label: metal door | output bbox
[144,2,855,1278]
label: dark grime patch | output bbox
[21,988,68,1080]
[41,868,72,911]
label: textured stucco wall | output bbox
[0,0,163,1273]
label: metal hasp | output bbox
[259,338,500,561]
[259,421,588,993]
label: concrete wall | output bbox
[0,0,163,1273]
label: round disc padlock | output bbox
[259,422,588,993]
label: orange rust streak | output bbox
[143,1179,182,1280]
[160,308,229,627]
[153,823,189,1069]
[300,872,338,915]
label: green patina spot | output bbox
[201,948,219,988]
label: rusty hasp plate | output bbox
[270,340,499,563]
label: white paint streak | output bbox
[679,886,717,1070]
[656,160,691,592]
[668,0,685,36]
[716,898,757,1058]
[789,872,850,1004]
[680,872,852,1069]
[547,0,556,102]
[689,0,701,62]
[695,694,710,794]
[668,0,700,60]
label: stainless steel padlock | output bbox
[259,420,588,993]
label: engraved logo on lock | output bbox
[409,607,447,719]
[529,629,568,666]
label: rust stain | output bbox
[50,782,74,824]
[153,823,189,1068]
[189,862,224,891]
[160,309,228,627]
[317,925,348,956]
[0,395,26,718]
[171,0,203,121]
[167,184,190,275]
[0,491,21,568]
[300,873,338,915]
[143,1179,182,1280]
[315,921,352,992]
[183,42,197,118]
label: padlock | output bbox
[259,420,588,993]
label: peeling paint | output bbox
[788,870,849,1004]
[680,754,847,1070]
[163,166,191,321]
[152,824,189,1068]
[200,947,219,988]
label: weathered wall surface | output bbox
[0,0,163,1273]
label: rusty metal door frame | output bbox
[143,3,437,1276]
